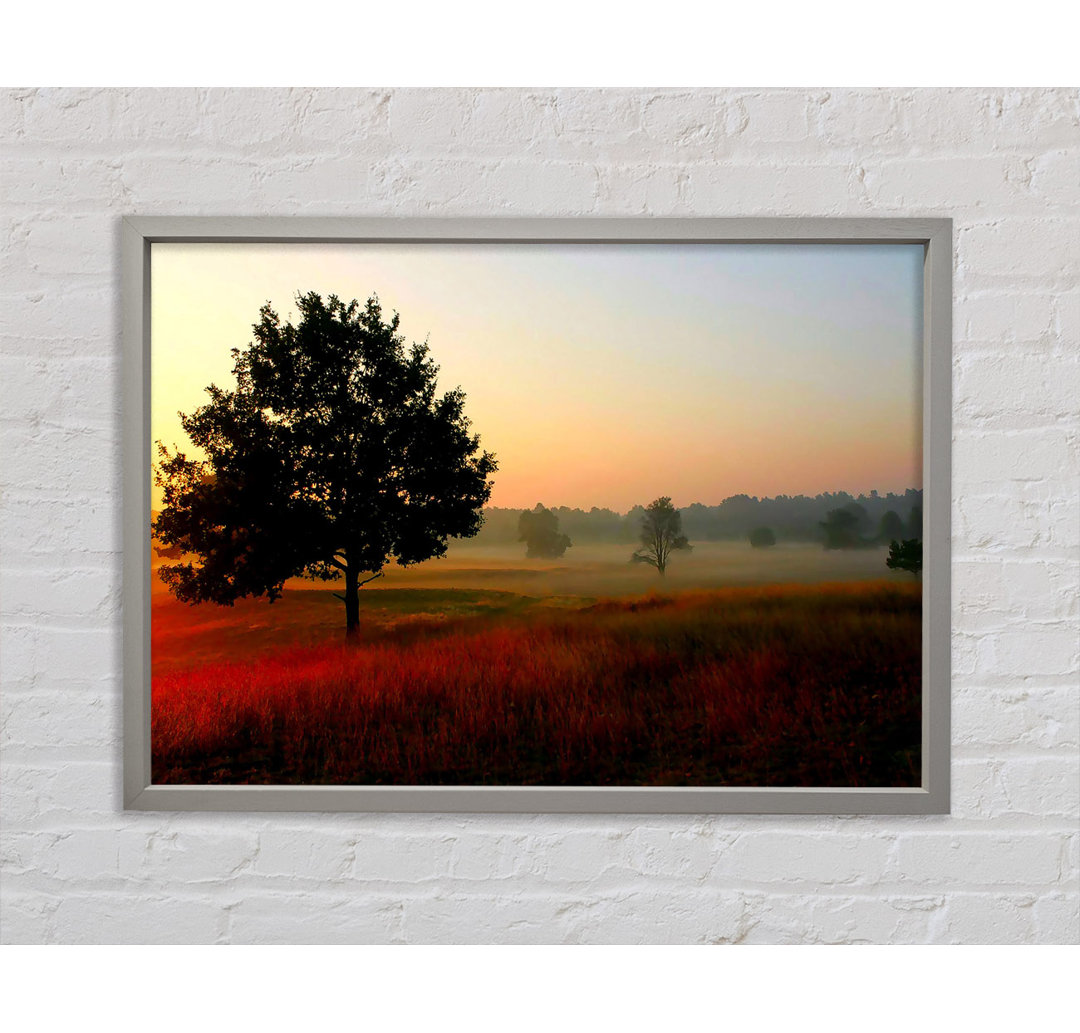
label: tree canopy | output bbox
[886,538,923,576]
[631,496,691,575]
[877,509,905,544]
[154,291,497,635]
[820,506,869,549]
[748,525,776,548]
[518,503,572,559]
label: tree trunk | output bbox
[344,563,360,637]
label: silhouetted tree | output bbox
[846,502,871,535]
[154,292,497,636]
[886,538,922,576]
[907,505,923,539]
[878,510,905,544]
[631,496,691,575]
[748,526,776,548]
[518,503,572,559]
[820,507,864,549]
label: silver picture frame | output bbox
[122,216,951,813]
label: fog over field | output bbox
[152,538,909,598]
[151,538,912,675]
[341,539,905,596]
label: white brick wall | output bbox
[2,87,1077,944]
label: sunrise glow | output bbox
[151,242,922,511]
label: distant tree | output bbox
[631,496,691,575]
[748,526,777,548]
[907,505,923,539]
[154,292,497,637]
[845,502,870,535]
[820,507,864,549]
[518,504,572,559]
[886,538,922,576]
[878,510,905,544]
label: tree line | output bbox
[483,490,923,548]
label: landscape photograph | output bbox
[149,241,924,787]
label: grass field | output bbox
[151,541,921,787]
[151,541,907,671]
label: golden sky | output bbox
[151,242,922,511]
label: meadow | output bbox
[151,542,921,787]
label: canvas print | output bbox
[150,242,924,787]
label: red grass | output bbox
[152,581,921,787]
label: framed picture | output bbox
[123,217,951,813]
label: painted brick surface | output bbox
[2,87,1078,943]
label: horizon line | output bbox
[485,488,924,513]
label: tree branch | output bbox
[358,572,384,588]
[332,592,346,602]
[328,556,347,572]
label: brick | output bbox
[478,160,601,215]
[49,893,227,944]
[953,428,1075,485]
[248,156,385,211]
[13,88,119,146]
[0,282,115,337]
[953,559,1078,624]
[117,156,267,208]
[954,487,1079,552]
[0,625,118,686]
[739,893,943,944]
[227,892,404,944]
[889,834,1066,886]
[939,893,1038,943]
[1055,287,1079,338]
[1032,893,1080,944]
[639,92,749,159]
[554,889,752,945]
[898,89,1080,151]
[1,690,116,750]
[2,496,117,556]
[1,422,121,497]
[596,165,686,215]
[24,215,115,277]
[813,89,909,151]
[1,158,125,209]
[351,834,455,883]
[387,90,476,151]
[466,91,573,159]
[951,756,1080,820]
[472,90,646,162]
[958,290,1056,343]
[1,354,118,426]
[976,629,1079,679]
[954,685,1080,750]
[716,833,893,886]
[1029,148,1080,205]
[2,566,119,621]
[252,829,356,880]
[958,219,1079,285]
[113,827,257,883]
[863,157,1024,212]
[449,831,535,881]
[955,351,1079,423]
[685,162,862,215]
[738,91,814,144]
